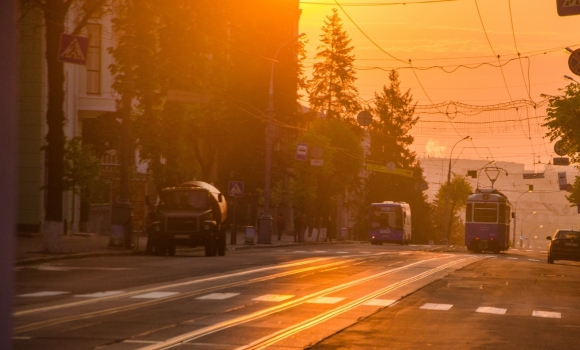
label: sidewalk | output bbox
[15,230,343,266]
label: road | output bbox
[13,244,580,349]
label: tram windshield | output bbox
[370,206,403,230]
[473,203,497,223]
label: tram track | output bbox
[136,256,456,350]
[14,252,407,334]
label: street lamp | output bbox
[259,33,306,244]
[512,189,532,248]
[564,75,579,84]
[442,135,470,244]
[520,211,536,248]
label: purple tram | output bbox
[465,189,512,253]
[368,202,412,245]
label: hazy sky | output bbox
[298,0,580,170]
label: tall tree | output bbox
[20,0,108,250]
[431,176,473,244]
[543,82,580,165]
[308,8,360,121]
[363,70,432,243]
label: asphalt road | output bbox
[13,244,580,349]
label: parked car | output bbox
[546,230,580,264]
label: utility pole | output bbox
[0,1,18,348]
[111,1,136,247]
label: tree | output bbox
[543,82,580,165]
[62,137,102,233]
[20,0,108,251]
[363,70,432,243]
[431,176,473,244]
[289,118,363,231]
[542,82,580,207]
[308,8,360,121]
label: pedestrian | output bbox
[326,217,334,243]
[276,213,285,241]
[293,212,302,243]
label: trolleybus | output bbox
[369,202,411,245]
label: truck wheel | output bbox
[217,234,226,256]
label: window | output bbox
[86,23,101,94]
[498,204,506,223]
[466,203,472,222]
[473,203,497,223]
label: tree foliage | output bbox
[431,176,473,244]
[20,0,108,224]
[290,118,363,227]
[362,70,432,242]
[543,82,580,165]
[308,8,360,121]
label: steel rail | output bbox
[14,253,397,333]
[239,256,479,350]
[138,256,444,350]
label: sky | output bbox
[298,0,580,171]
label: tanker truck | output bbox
[145,181,227,256]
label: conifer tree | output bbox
[364,70,433,243]
[308,8,360,121]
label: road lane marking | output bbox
[131,292,180,299]
[75,291,125,298]
[533,311,561,318]
[12,336,31,340]
[197,293,239,300]
[420,303,453,311]
[529,259,540,262]
[362,299,396,307]
[138,257,449,350]
[18,291,69,297]
[306,297,345,304]
[507,258,518,260]
[253,295,294,302]
[336,252,349,254]
[15,257,374,333]
[235,257,477,350]
[476,307,507,315]
[14,256,335,317]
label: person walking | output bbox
[293,212,302,243]
[276,213,285,241]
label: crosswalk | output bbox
[16,290,564,319]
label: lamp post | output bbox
[564,75,579,84]
[520,210,536,248]
[512,189,532,248]
[442,135,470,244]
[259,33,305,244]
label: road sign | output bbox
[523,173,545,179]
[59,34,88,65]
[356,110,372,126]
[568,49,580,76]
[296,143,308,161]
[228,181,244,197]
[554,140,568,156]
[557,0,580,16]
[366,163,414,178]
[553,157,570,166]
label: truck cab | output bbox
[146,181,227,256]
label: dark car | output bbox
[546,230,580,264]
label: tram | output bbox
[464,188,512,253]
[369,202,411,245]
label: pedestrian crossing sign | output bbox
[59,34,89,65]
[228,181,244,197]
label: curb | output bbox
[16,249,138,266]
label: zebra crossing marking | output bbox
[18,291,69,297]
[253,294,294,302]
[196,293,240,300]
[533,310,561,319]
[420,303,453,311]
[362,299,397,307]
[131,292,179,299]
[476,306,507,315]
[307,296,345,304]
